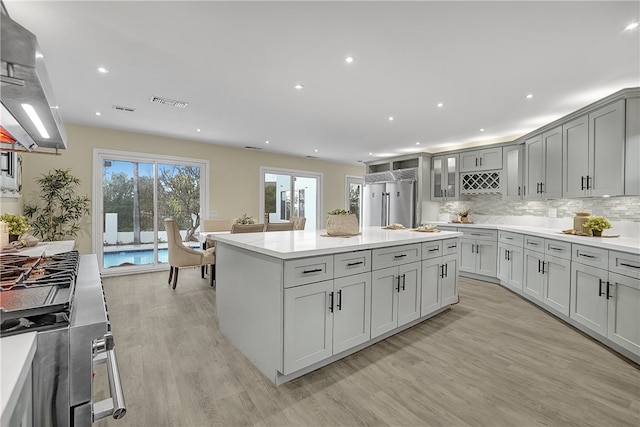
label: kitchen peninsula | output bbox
[214,227,462,384]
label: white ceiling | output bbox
[4,1,639,165]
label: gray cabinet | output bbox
[460,147,503,172]
[563,99,625,198]
[459,228,497,277]
[431,154,459,200]
[421,247,458,317]
[497,233,524,292]
[502,144,524,200]
[524,126,562,200]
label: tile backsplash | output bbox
[440,195,640,222]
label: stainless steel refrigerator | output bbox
[363,170,417,228]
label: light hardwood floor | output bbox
[95,268,639,427]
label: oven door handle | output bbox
[92,333,127,421]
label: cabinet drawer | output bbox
[422,241,443,260]
[572,244,608,270]
[609,251,640,280]
[461,228,497,241]
[334,250,371,278]
[498,231,523,246]
[544,239,571,260]
[438,226,458,232]
[523,235,544,252]
[284,255,334,288]
[372,243,421,270]
[443,239,459,256]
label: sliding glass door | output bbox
[261,167,322,230]
[94,150,208,274]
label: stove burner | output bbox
[0,317,30,333]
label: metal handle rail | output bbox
[93,333,127,421]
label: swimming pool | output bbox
[103,249,168,268]
[103,244,203,268]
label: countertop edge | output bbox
[0,332,37,424]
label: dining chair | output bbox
[201,218,233,250]
[289,216,307,230]
[164,218,215,289]
[266,222,295,232]
[230,223,266,233]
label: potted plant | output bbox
[583,216,612,237]
[458,209,471,223]
[23,168,90,241]
[0,213,30,242]
[233,213,256,225]
[326,209,359,236]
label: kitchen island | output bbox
[214,227,463,384]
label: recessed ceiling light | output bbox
[526,94,534,99]
[314,149,318,153]
[196,128,201,132]
[345,56,354,63]
[625,22,638,31]
[416,142,420,145]
[294,83,304,90]
[369,152,373,156]
[97,66,108,74]
[388,116,394,121]
[437,103,444,108]
[480,128,485,132]
[265,140,270,144]
[95,112,101,116]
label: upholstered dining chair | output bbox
[265,222,295,232]
[289,216,307,230]
[201,218,233,250]
[164,218,215,289]
[230,223,266,233]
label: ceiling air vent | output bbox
[112,105,135,112]
[243,146,262,150]
[149,96,189,109]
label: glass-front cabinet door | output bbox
[432,154,459,201]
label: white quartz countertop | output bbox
[2,240,75,257]
[0,332,37,425]
[436,223,639,254]
[214,227,463,259]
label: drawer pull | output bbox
[527,241,539,246]
[619,262,640,269]
[428,248,439,252]
[394,254,407,259]
[447,245,457,249]
[578,253,595,259]
[503,236,513,240]
[548,246,563,251]
[470,233,485,236]
[346,261,364,267]
[302,268,323,274]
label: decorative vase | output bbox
[592,229,603,237]
[460,216,469,223]
[8,234,19,243]
[573,212,591,235]
[326,215,359,236]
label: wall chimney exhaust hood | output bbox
[1,4,67,151]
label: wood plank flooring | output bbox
[95,269,639,427]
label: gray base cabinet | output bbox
[421,253,459,317]
[460,233,497,277]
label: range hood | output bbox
[1,4,67,151]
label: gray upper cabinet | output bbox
[563,99,625,198]
[524,127,562,200]
[626,97,640,195]
[503,144,524,200]
[432,154,459,201]
[459,147,503,172]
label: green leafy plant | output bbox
[0,213,30,235]
[233,213,256,225]
[23,168,91,241]
[328,209,351,215]
[583,216,611,231]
